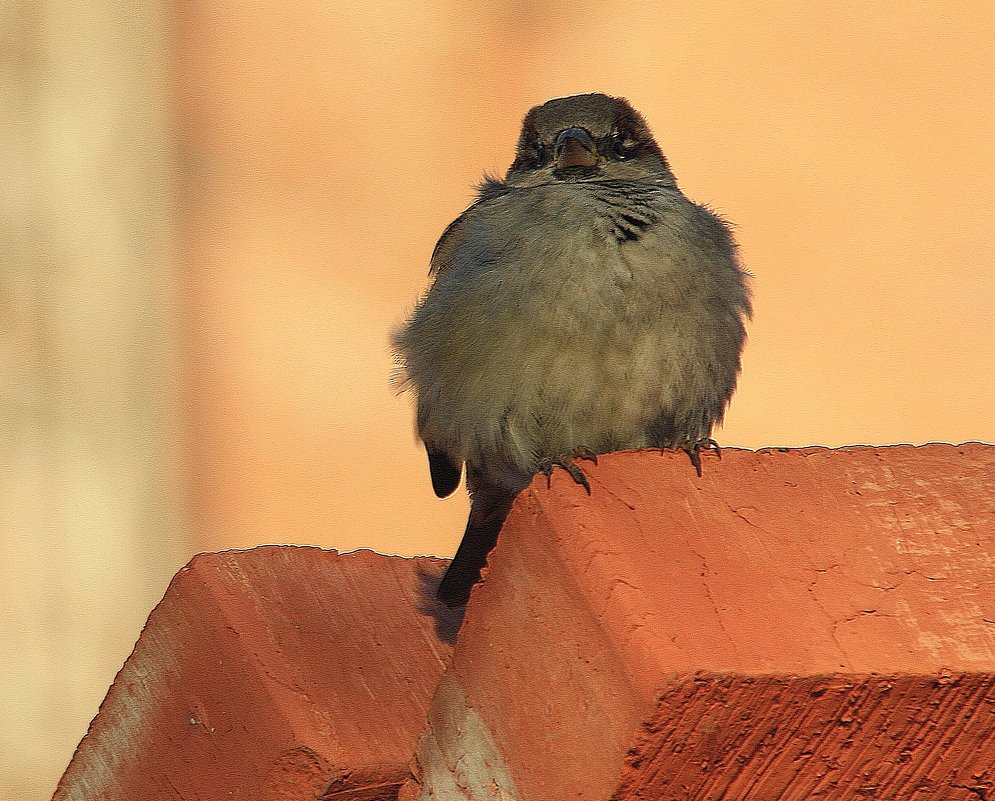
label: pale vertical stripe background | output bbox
[0,1,187,797]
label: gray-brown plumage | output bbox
[393,93,751,606]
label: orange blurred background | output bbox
[3,1,994,797]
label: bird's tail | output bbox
[436,473,516,607]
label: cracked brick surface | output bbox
[406,444,995,801]
[53,546,462,801]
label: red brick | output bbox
[407,444,995,800]
[54,546,462,801]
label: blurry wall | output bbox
[180,0,995,556]
[4,0,995,797]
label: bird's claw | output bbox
[679,437,721,477]
[537,446,598,495]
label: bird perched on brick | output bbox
[393,93,751,607]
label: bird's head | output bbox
[505,93,676,188]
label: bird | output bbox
[392,93,751,607]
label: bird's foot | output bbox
[537,446,598,495]
[678,437,721,477]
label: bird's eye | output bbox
[611,134,635,160]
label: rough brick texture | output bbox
[53,547,462,801]
[406,444,995,801]
[54,445,995,800]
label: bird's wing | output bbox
[428,214,466,278]
[429,178,510,278]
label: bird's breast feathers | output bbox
[399,182,746,480]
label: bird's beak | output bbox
[554,127,598,169]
